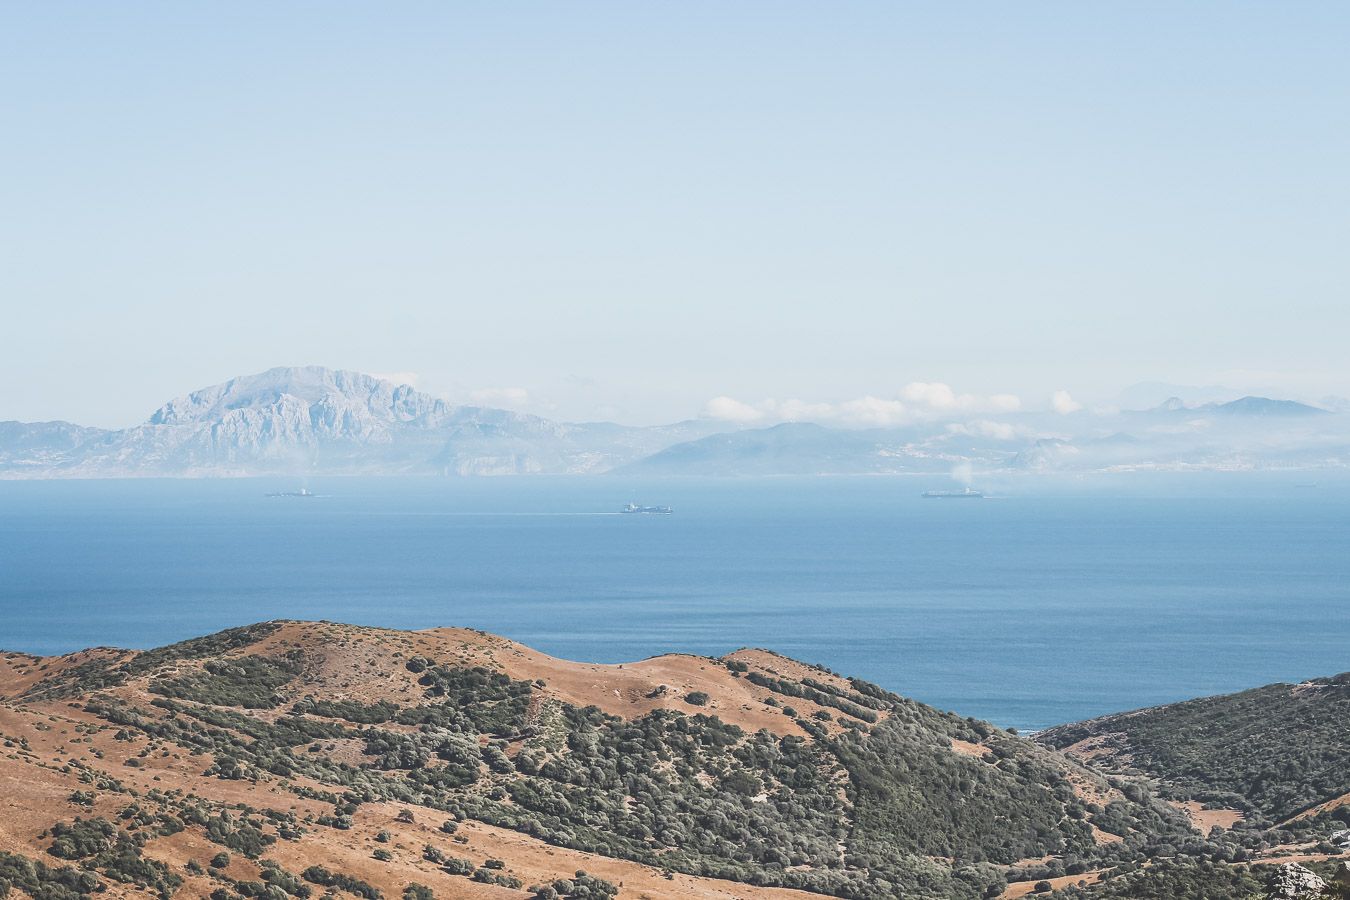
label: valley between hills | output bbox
[1,622,1347,900]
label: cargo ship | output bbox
[622,503,673,514]
[921,487,983,499]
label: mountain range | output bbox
[1,621,1346,900]
[1,366,1346,478]
[0,368,721,478]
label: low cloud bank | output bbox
[702,382,1023,427]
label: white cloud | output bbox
[703,395,909,427]
[902,382,1022,414]
[1051,390,1082,415]
[702,396,766,423]
[701,383,1025,428]
[776,399,838,421]
[838,396,909,427]
[902,382,959,409]
[470,387,530,409]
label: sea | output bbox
[2,473,1347,732]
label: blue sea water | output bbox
[1,474,1347,732]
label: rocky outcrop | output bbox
[1266,864,1328,900]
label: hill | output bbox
[0,420,109,471]
[616,423,896,476]
[616,421,1029,477]
[0,621,1271,900]
[1205,397,1329,418]
[0,368,717,478]
[1038,674,1350,831]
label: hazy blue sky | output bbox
[3,3,1348,427]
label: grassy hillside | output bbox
[1038,674,1350,826]
[0,623,1344,900]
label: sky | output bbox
[3,3,1349,428]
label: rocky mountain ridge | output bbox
[0,368,716,477]
[2,367,1347,478]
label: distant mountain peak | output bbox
[1206,396,1328,417]
[1147,394,1328,417]
[146,366,439,427]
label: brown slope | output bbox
[0,621,891,900]
[0,646,131,701]
[0,620,1204,900]
[0,700,819,900]
[126,620,885,737]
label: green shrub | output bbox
[150,654,303,709]
[301,865,381,899]
[0,850,102,899]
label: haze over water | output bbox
[3,474,1347,732]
